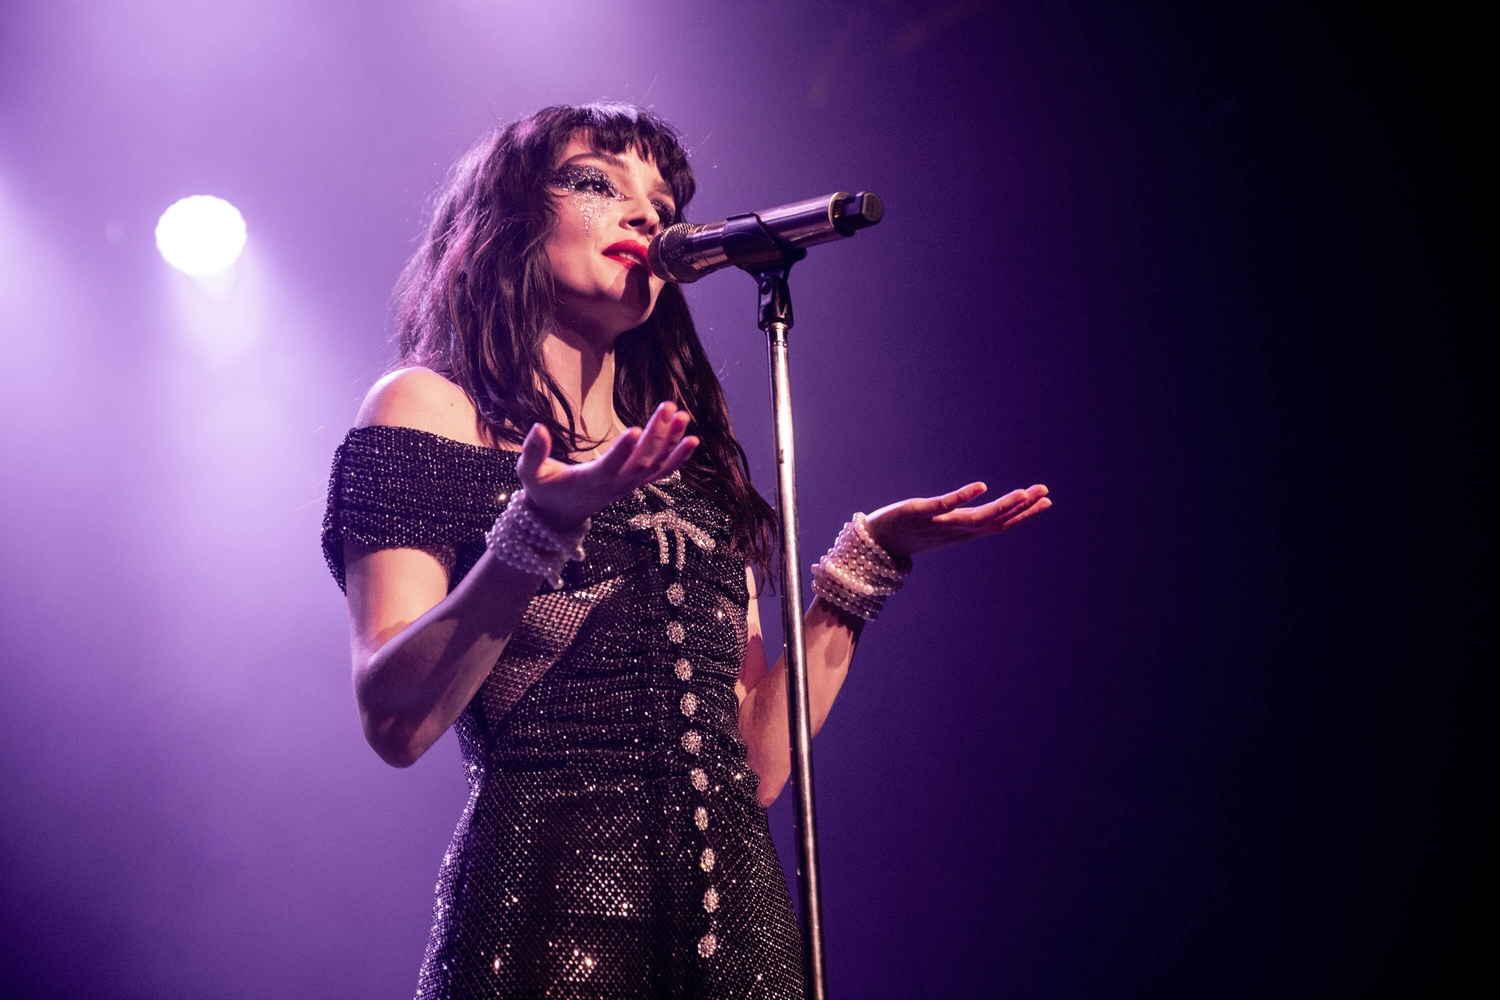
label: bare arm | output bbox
[346,542,550,767]
[737,481,1052,805]
[344,368,697,767]
[736,576,864,807]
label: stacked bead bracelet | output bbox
[485,489,590,590]
[810,512,911,621]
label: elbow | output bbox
[353,661,426,768]
[752,763,789,809]
[365,721,424,768]
[358,705,427,769]
[372,738,421,769]
[740,713,790,807]
[756,784,783,809]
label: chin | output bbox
[613,307,656,338]
[556,278,659,341]
[612,284,659,329]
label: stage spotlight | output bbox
[155,195,247,276]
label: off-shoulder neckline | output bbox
[346,423,522,458]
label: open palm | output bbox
[866,482,1051,559]
[517,402,698,531]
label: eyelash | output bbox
[549,166,675,224]
[549,165,617,197]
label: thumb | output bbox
[516,423,550,485]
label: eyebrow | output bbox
[561,151,675,202]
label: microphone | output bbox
[647,191,883,283]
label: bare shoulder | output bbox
[354,367,485,446]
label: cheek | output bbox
[572,191,611,236]
[544,219,591,281]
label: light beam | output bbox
[155,195,247,275]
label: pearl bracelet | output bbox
[485,489,590,590]
[810,513,910,621]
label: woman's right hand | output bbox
[516,402,698,531]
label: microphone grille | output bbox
[649,223,709,283]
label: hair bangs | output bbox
[564,104,696,215]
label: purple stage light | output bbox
[155,195,246,275]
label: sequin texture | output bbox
[323,426,802,999]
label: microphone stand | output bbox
[665,193,881,999]
[750,255,828,1000]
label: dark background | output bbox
[0,1,1487,997]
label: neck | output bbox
[541,322,619,450]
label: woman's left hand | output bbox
[865,482,1051,559]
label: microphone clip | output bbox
[720,213,807,277]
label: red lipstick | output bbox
[602,240,650,270]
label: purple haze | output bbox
[0,2,1482,998]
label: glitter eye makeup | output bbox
[548,162,675,234]
[547,164,622,236]
[548,164,619,198]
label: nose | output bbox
[625,204,661,237]
[623,192,662,236]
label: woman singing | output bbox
[322,103,1050,999]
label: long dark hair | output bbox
[394,103,775,576]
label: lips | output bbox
[602,240,650,270]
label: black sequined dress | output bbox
[323,426,803,999]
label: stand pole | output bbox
[758,271,828,1000]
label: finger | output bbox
[899,482,984,519]
[967,493,1051,537]
[935,481,987,511]
[627,405,686,473]
[1009,485,1049,509]
[997,495,1051,530]
[653,412,693,467]
[516,423,551,485]
[648,400,679,431]
[976,486,1041,518]
[994,486,1049,523]
[592,426,642,476]
[645,421,695,475]
[929,488,1025,529]
[652,435,699,480]
[625,402,676,465]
